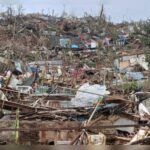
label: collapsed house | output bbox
[0,65,150,145]
[114,52,149,73]
[0,10,150,146]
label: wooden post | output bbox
[5,72,13,88]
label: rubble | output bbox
[0,8,150,146]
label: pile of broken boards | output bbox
[0,65,149,145]
[0,84,150,145]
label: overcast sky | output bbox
[0,0,149,23]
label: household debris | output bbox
[0,8,149,145]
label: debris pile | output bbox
[0,8,150,145]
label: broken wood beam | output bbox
[0,87,28,96]
[114,136,131,142]
[0,99,47,111]
[0,123,149,132]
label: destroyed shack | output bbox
[0,6,150,146]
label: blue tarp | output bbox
[71,44,79,49]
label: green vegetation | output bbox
[122,80,146,93]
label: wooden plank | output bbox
[0,99,47,111]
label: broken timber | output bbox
[0,99,48,111]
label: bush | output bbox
[122,81,145,93]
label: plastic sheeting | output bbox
[138,103,150,119]
[0,90,7,101]
[8,75,22,89]
[113,118,136,133]
[70,83,110,107]
[14,61,22,73]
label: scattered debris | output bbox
[0,7,149,145]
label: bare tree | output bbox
[17,5,24,17]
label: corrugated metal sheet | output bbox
[125,72,144,80]
[120,61,130,69]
